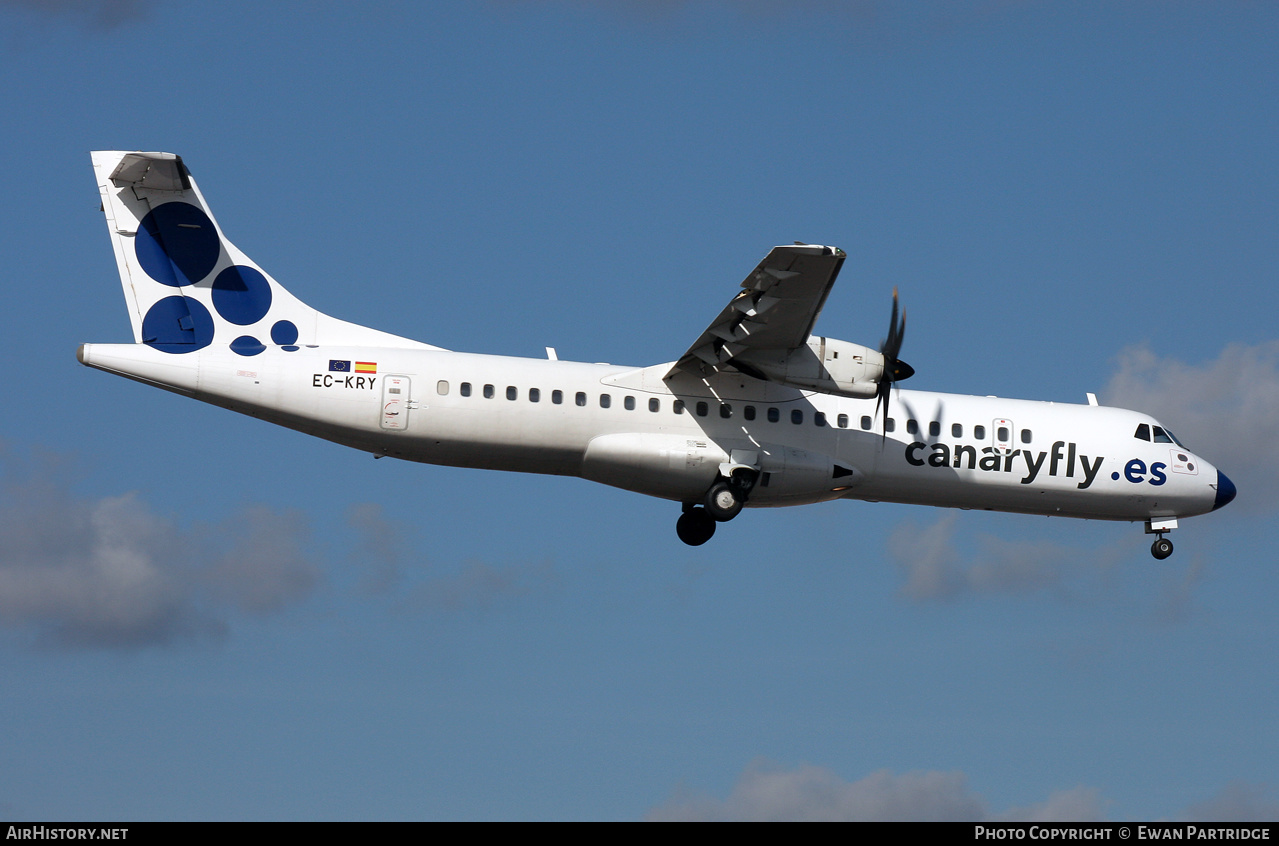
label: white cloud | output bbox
[345,502,408,595]
[882,341,1279,607]
[0,0,152,30]
[648,762,1276,821]
[993,787,1107,823]
[1105,341,1279,513]
[0,457,319,648]
[1181,782,1279,822]
[401,558,554,613]
[0,444,557,648]
[886,513,1125,603]
[197,505,318,614]
[646,762,1106,822]
[344,501,555,613]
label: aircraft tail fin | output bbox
[91,151,436,354]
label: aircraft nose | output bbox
[1213,470,1237,511]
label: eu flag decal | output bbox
[329,360,351,372]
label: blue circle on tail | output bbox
[141,296,215,353]
[135,202,221,287]
[212,265,273,325]
[230,335,266,356]
[270,320,299,345]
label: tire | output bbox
[1151,537,1174,560]
[676,508,716,546]
[704,482,744,522]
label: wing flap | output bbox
[669,244,845,378]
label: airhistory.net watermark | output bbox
[6,828,127,840]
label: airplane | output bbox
[78,151,1236,559]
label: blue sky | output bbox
[1,0,1277,821]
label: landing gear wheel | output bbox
[1151,537,1174,560]
[676,508,716,546]
[704,482,744,522]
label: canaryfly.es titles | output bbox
[905,439,1105,489]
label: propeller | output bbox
[875,288,914,436]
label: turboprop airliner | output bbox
[79,151,1235,558]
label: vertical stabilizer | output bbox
[91,151,437,356]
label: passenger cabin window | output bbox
[600,394,611,408]
[767,408,780,423]
[575,392,587,407]
[861,415,872,430]
[460,382,472,397]
[529,388,540,403]
[720,404,732,419]
[696,402,708,417]
[906,419,918,434]
[997,426,1010,442]
[814,412,827,427]
[1134,424,1151,441]
[952,423,963,438]
[744,406,756,421]
[673,400,685,415]
[791,409,803,425]
[483,384,495,399]
[974,425,986,440]
[885,418,896,432]
[506,386,517,401]
[1020,429,1032,444]
[649,398,660,412]
[437,380,449,396]
[929,421,940,437]
[838,414,849,429]
[552,390,563,404]
[624,396,635,411]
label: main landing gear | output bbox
[676,504,717,546]
[676,469,758,546]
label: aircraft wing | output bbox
[668,244,846,378]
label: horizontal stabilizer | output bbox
[108,153,191,192]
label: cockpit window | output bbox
[1153,426,1182,446]
[1134,423,1151,441]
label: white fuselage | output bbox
[78,342,1224,524]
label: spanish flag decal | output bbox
[355,361,377,374]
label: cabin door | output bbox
[381,376,411,430]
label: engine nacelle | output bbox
[735,337,884,399]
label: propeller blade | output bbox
[875,379,891,441]
[876,288,912,439]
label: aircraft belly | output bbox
[581,433,727,500]
[860,457,1211,521]
[393,401,597,476]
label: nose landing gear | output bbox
[1145,518,1177,560]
